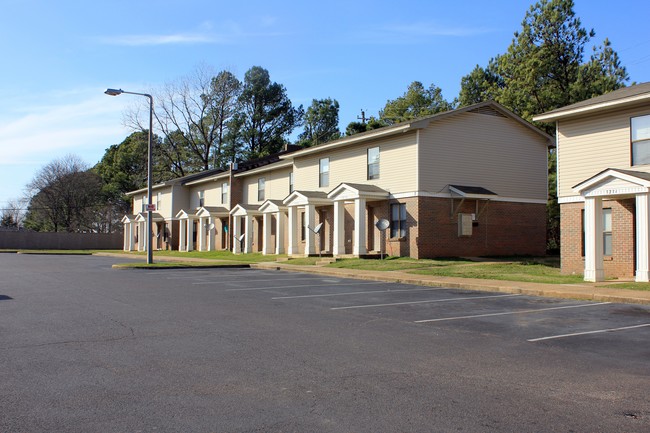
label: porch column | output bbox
[636,193,650,282]
[353,197,367,256]
[584,197,604,282]
[123,223,129,251]
[276,211,286,255]
[187,219,194,252]
[305,204,316,256]
[207,218,214,251]
[130,222,136,251]
[198,217,205,251]
[139,221,146,252]
[244,215,253,253]
[262,212,272,255]
[232,216,241,254]
[179,220,186,251]
[333,200,345,256]
[288,206,298,256]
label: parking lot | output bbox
[1,254,650,432]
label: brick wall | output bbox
[560,199,635,278]
[413,197,546,259]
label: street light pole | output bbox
[105,88,154,265]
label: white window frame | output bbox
[632,114,650,166]
[319,158,329,188]
[258,177,266,202]
[367,147,380,180]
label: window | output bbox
[319,158,329,188]
[367,147,380,180]
[258,178,266,201]
[221,182,228,204]
[390,203,407,238]
[581,208,612,256]
[156,192,162,211]
[141,195,147,212]
[632,114,650,165]
[289,172,294,194]
[198,190,205,207]
[603,208,612,256]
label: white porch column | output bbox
[232,216,241,254]
[288,206,298,256]
[130,222,136,251]
[584,197,604,282]
[636,193,650,282]
[139,221,146,252]
[187,219,194,252]
[333,200,345,256]
[207,217,214,252]
[305,204,316,256]
[262,212,272,255]
[244,215,253,253]
[123,224,129,251]
[353,197,367,256]
[198,217,205,252]
[179,220,186,251]
[275,211,286,255]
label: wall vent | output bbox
[468,106,506,118]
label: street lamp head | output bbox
[104,88,123,96]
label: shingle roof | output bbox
[535,82,650,121]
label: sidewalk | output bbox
[251,261,650,306]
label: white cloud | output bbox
[99,32,226,46]
[0,92,130,166]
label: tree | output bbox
[379,81,454,125]
[1,214,16,228]
[344,116,387,136]
[1,198,25,229]
[24,155,103,232]
[456,0,629,252]
[126,66,241,177]
[232,66,303,160]
[297,98,341,147]
[94,131,170,220]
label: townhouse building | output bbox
[534,82,650,282]
[124,101,552,259]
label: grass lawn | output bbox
[325,257,473,272]
[596,282,650,291]
[409,261,585,284]
[117,250,283,264]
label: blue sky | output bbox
[1,0,649,208]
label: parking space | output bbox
[153,267,650,350]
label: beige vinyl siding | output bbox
[418,111,548,200]
[241,168,292,204]
[188,183,221,208]
[557,106,650,198]
[292,131,418,193]
[157,188,173,218]
[171,185,190,215]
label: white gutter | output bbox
[533,93,650,122]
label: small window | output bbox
[367,147,380,180]
[141,195,147,212]
[221,182,228,205]
[632,115,650,165]
[198,190,205,207]
[581,207,612,256]
[258,178,266,201]
[156,192,162,211]
[319,158,329,188]
[289,172,294,194]
[390,203,407,238]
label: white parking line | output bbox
[528,323,650,342]
[331,293,520,310]
[272,287,447,299]
[415,302,611,323]
[227,281,379,292]
[193,276,344,285]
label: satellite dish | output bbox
[237,233,246,242]
[208,223,215,230]
[375,218,390,231]
[313,222,324,234]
